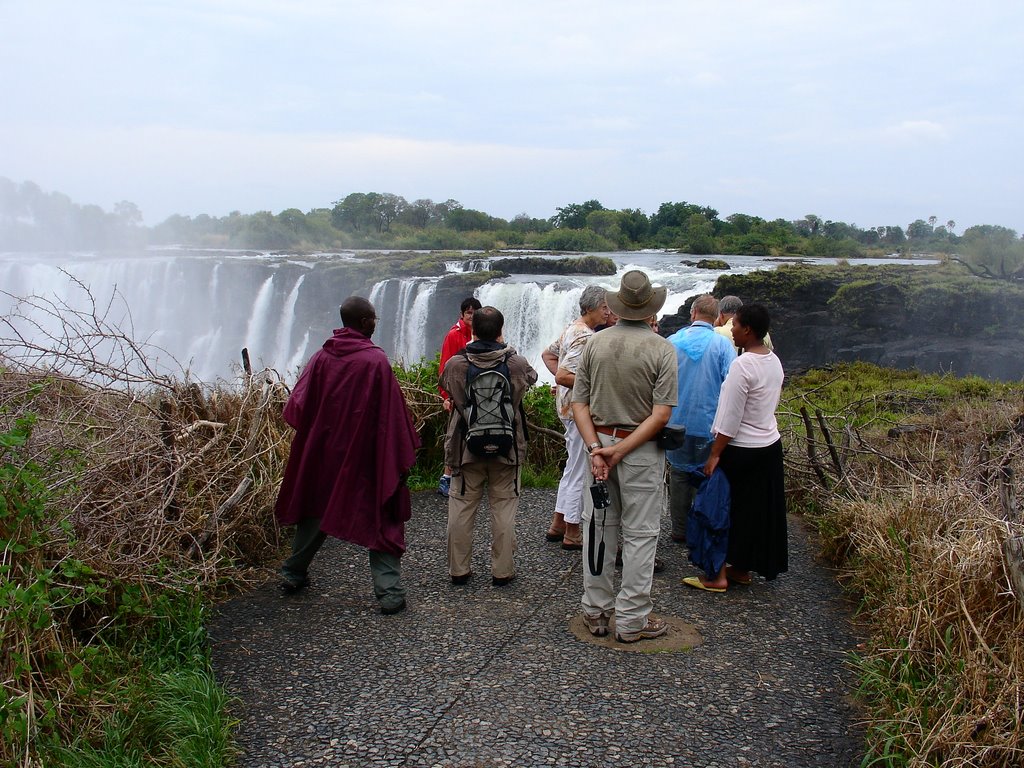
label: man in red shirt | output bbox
[437,297,481,496]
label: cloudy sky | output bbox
[2,1,1021,232]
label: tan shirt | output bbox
[571,320,677,426]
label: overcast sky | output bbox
[2,1,1021,232]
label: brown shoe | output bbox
[546,511,566,542]
[583,611,610,637]
[616,616,669,643]
[561,522,583,550]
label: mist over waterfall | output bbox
[0,251,326,382]
[1,248,791,386]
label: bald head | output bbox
[339,296,377,338]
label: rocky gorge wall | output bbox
[658,264,1024,382]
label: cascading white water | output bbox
[369,277,441,366]
[274,274,305,368]
[476,281,590,383]
[243,275,276,366]
[0,252,321,383]
[1,248,784,386]
[475,262,723,383]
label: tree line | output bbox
[2,177,1021,279]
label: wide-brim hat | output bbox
[605,270,667,321]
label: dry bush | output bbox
[1,285,290,583]
[783,388,1024,767]
[1,288,293,762]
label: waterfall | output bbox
[476,281,592,384]
[1,248,783,387]
[242,275,276,369]
[285,330,311,378]
[273,274,305,370]
[370,277,440,366]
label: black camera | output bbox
[589,481,610,510]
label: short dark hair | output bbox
[340,296,375,327]
[461,297,482,314]
[471,306,504,342]
[734,303,770,341]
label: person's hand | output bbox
[592,444,622,470]
[443,398,453,413]
[703,454,719,477]
[589,452,610,481]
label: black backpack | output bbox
[461,351,516,458]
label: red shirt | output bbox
[438,317,473,399]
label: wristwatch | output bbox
[587,441,601,454]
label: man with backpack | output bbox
[440,306,538,587]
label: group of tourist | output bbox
[271,270,788,642]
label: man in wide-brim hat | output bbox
[604,269,668,321]
[570,270,678,644]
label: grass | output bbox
[782,363,1024,767]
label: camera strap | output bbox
[587,495,607,576]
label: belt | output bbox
[594,425,636,440]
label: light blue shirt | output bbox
[665,320,736,445]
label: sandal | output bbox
[561,522,582,550]
[726,566,752,586]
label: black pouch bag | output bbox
[656,425,686,451]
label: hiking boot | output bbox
[280,573,309,595]
[437,474,451,497]
[616,616,669,644]
[583,611,610,637]
[380,598,407,616]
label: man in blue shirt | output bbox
[665,294,736,542]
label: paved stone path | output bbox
[211,488,864,767]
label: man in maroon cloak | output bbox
[274,296,420,615]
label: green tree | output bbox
[331,192,379,232]
[373,193,407,232]
[277,208,307,234]
[649,202,719,238]
[509,213,551,233]
[907,219,934,240]
[446,208,493,232]
[954,225,1024,280]
[585,209,622,243]
[553,200,604,229]
[725,213,761,236]
[684,213,715,254]
[618,208,649,243]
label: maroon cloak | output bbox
[274,327,420,555]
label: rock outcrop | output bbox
[659,264,1024,382]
